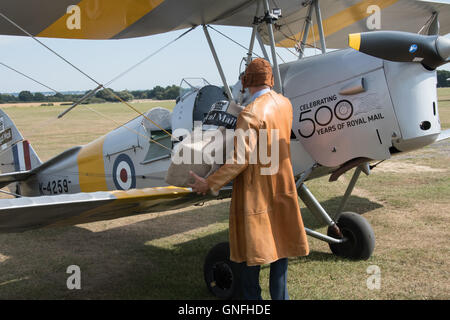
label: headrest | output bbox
[143,107,172,131]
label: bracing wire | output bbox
[0,57,172,152]
[0,11,189,142]
[104,27,196,87]
[83,105,173,152]
[0,62,60,93]
[207,25,263,59]
[207,24,286,64]
[0,188,21,198]
[0,12,101,86]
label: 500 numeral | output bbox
[297,100,353,138]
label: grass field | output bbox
[0,90,449,300]
[0,100,175,161]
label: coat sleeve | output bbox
[206,109,260,194]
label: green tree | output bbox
[95,88,116,102]
[163,85,180,99]
[33,92,45,101]
[131,90,146,99]
[117,90,134,101]
[151,86,164,100]
[18,90,33,102]
[437,70,450,87]
[3,94,17,102]
[48,92,65,102]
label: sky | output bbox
[0,26,301,94]
[0,25,449,94]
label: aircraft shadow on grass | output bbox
[0,195,382,299]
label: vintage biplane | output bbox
[0,0,449,299]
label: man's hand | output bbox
[188,171,210,195]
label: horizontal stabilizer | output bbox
[0,170,32,189]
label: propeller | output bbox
[348,31,450,70]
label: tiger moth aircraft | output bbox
[0,0,450,299]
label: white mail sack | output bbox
[165,100,244,187]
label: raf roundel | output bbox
[112,154,136,190]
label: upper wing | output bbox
[258,0,450,49]
[0,186,199,233]
[0,0,252,39]
[0,0,449,48]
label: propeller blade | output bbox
[348,31,450,70]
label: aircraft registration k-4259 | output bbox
[0,0,450,299]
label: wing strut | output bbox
[203,25,234,101]
[245,0,262,68]
[314,0,327,54]
[262,0,283,94]
[297,0,327,59]
[298,2,314,59]
[256,32,270,61]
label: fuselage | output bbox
[18,49,442,197]
[20,114,172,196]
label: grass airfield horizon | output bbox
[0,90,448,299]
[0,99,176,162]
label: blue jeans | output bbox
[235,258,289,300]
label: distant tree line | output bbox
[1,71,449,104]
[0,85,181,104]
[130,85,180,100]
[437,70,450,88]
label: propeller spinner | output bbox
[349,31,450,70]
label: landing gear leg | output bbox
[297,166,375,260]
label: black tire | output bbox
[203,242,238,299]
[327,212,375,260]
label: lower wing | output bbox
[437,129,450,142]
[0,186,231,233]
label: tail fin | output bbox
[0,108,42,176]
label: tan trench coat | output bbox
[206,91,309,266]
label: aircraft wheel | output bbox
[203,242,238,299]
[327,212,375,260]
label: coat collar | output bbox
[250,87,271,102]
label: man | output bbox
[189,58,309,300]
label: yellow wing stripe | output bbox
[38,0,165,39]
[88,187,192,222]
[45,187,192,228]
[277,0,399,48]
[77,135,107,192]
[111,186,191,200]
